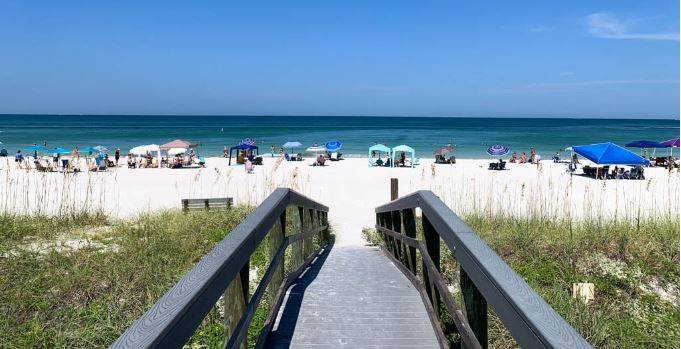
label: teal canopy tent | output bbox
[391,145,416,168]
[368,144,391,166]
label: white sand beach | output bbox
[0,157,678,246]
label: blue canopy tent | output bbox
[368,144,391,167]
[573,142,649,166]
[228,143,259,165]
[391,145,416,168]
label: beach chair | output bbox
[499,161,506,170]
[330,152,339,161]
[488,162,499,170]
[35,160,51,172]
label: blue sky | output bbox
[0,1,678,118]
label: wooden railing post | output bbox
[307,208,315,255]
[461,268,488,349]
[297,206,306,267]
[268,211,286,305]
[422,214,441,318]
[391,209,404,263]
[322,211,330,243]
[224,262,249,349]
[401,208,418,274]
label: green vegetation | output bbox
[0,208,255,348]
[364,215,680,349]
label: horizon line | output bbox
[0,113,678,121]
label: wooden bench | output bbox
[181,198,233,212]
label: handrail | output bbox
[375,190,591,349]
[111,188,330,349]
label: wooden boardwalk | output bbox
[265,245,439,349]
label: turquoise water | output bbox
[0,115,678,158]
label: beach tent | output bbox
[573,142,649,166]
[391,145,416,168]
[368,144,391,166]
[228,143,259,165]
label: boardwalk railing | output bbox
[111,188,330,349]
[375,190,591,349]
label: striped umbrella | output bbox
[239,138,256,146]
[487,145,509,156]
[325,140,342,152]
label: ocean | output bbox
[0,115,678,158]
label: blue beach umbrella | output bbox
[624,140,666,148]
[325,140,342,152]
[93,145,109,153]
[283,141,302,149]
[51,147,71,155]
[25,145,45,152]
[487,145,509,156]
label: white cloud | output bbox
[529,25,553,33]
[584,12,679,41]
[527,79,679,88]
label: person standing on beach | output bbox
[270,145,275,157]
[223,146,228,158]
[114,148,120,166]
[529,147,536,163]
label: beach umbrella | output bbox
[325,140,342,152]
[239,138,256,146]
[487,144,509,156]
[51,147,71,155]
[93,145,108,153]
[167,147,187,156]
[283,141,302,149]
[129,144,160,156]
[624,140,666,148]
[25,145,45,152]
[306,145,326,153]
[661,138,680,148]
[434,146,453,156]
[661,138,680,156]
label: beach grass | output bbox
[363,214,680,349]
[0,207,257,348]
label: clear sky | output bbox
[1,1,679,118]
